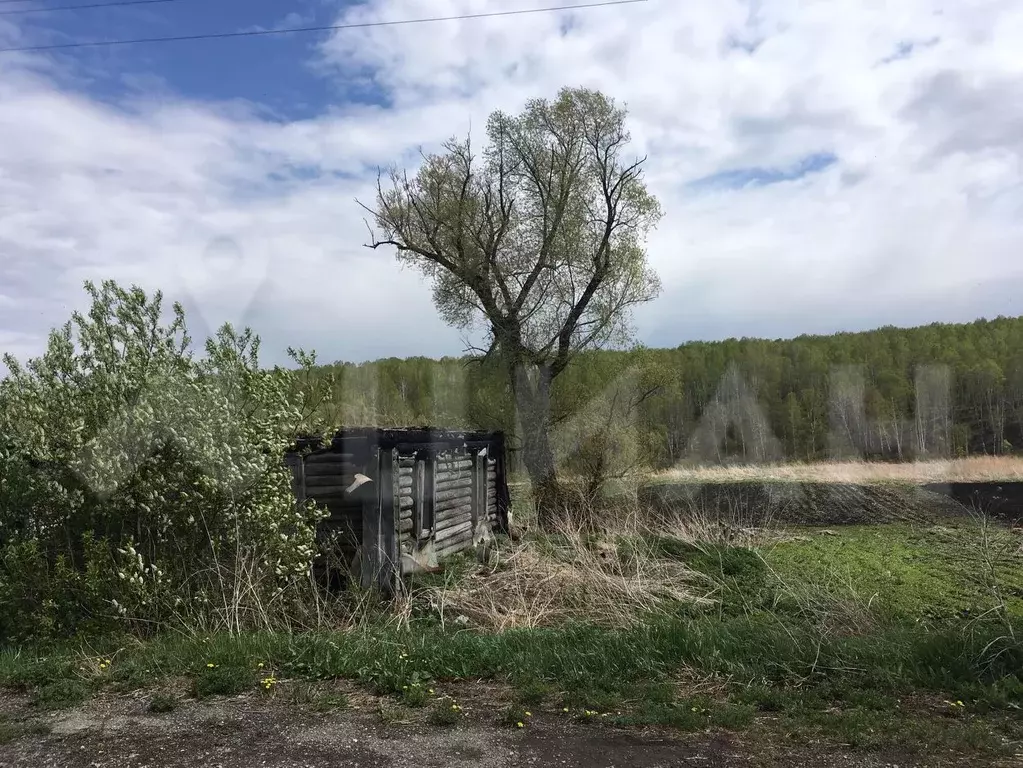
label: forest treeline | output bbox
[297,316,1023,469]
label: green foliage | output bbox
[147,692,178,713]
[0,280,327,641]
[0,719,50,745]
[192,664,252,698]
[306,690,350,713]
[499,703,533,728]
[513,679,552,705]
[294,316,1023,466]
[426,697,463,726]
[31,678,88,710]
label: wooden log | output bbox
[435,486,473,504]
[399,494,413,510]
[436,498,472,518]
[438,454,470,464]
[435,531,474,558]
[434,519,472,543]
[435,502,471,521]
[437,458,472,472]
[435,510,471,534]
[435,476,472,492]
[435,494,471,514]
[398,457,416,468]
[398,474,413,489]
[399,516,414,534]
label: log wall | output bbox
[285,428,510,591]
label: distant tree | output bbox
[363,86,663,527]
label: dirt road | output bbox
[0,692,1012,768]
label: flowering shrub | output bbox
[0,280,328,640]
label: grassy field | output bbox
[2,489,1022,761]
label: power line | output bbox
[0,0,182,16]
[0,0,648,53]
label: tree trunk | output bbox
[511,364,561,530]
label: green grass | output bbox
[191,664,253,699]
[1,521,1020,756]
[762,524,1023,621]
[0,719,50,744]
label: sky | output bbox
[1,0,1022,372]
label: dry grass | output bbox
[651,455,1023,485]
[407,497,778,632]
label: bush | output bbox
[0,280,329,641]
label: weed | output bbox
[147,692,178,713]
[192,665,252,699]
[499,703,533,729]
[309,692,349,713]
[514,679,552,705]
[401,681,429,708]
[426,697,463,726]
[31,678,87,710]
[709,703,756,729]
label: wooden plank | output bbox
[304,484,355,497]
[413,456,426,540]
[361,448,398,592]
[472,448,484,537]
[422,454,436,535]
[305,452,356,464]
[305,474,356,489]
[304,462,357,477]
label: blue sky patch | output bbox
[13,0,383,120]
[879,36,940,65]
[688,151,838,192]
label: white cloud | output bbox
[1,0,1022,375]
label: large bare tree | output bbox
[362,86,662,525]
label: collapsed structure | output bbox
[285,428,510,590]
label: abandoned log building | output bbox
[285,428,510,590]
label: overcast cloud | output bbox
[1,0,1021,373]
